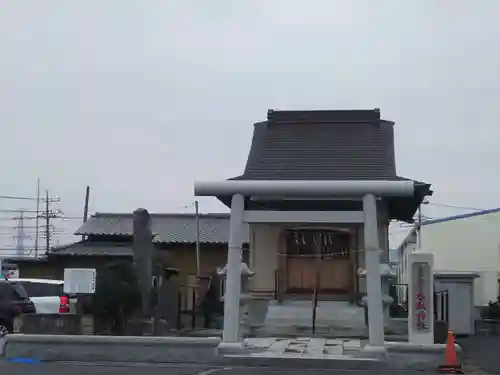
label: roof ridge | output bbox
[266,109,382,123]
[94,212,230,217]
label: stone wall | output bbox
[4,335,222,363]
[14,314,81,335]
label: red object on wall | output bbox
[59,295,70,313]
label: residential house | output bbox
[12,213,250,286]
[396,208,500,307]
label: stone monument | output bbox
[407,252,434,344]
[132,208,154,318]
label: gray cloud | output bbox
[1,0,499,250]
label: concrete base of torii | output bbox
[215,336,462,370]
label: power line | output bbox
[0,195,38,201]
[426,202,485,211]
[0,225,51,229]
[0,216,82,221]
[0,182,77,256]
[0,208,48,213]
[0,230,59,234]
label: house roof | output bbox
[50,241,133,256]
[396,207,500,252]
[2,256,49,264]
[219,109,432,222]
[74,212,250,244]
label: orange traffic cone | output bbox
[438,329,463,374]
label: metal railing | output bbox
[312,283,318,335]
[389,283,409,307]
[273,269,279,300]
[388,283,449,323]
[434,290,449,323]
[178,285,198,329]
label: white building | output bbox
[396,208,500,307]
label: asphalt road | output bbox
[1,336,497,375]
[459,336,500,374]
[0,361,445,375]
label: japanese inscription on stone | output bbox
[412,261,431,332]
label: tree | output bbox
[92,261,141,335]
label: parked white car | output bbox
[8,278,68,314]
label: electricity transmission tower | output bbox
[14,211,26,257]
[0,179,63,257]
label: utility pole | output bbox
[45,190,50,252]
[34,177,40,256]
[83,186,90,223]
[195,200,200,276]
[82,186,90,241]
[417,204,423,250]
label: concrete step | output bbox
[261,300,367,337]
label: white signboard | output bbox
[64,268,96,295]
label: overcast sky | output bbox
[1,0,499,251]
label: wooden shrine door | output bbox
[283,229,353,295]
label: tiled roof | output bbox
[242,109,400,180]
[50,242,133,256]
[220,109,432,222]
[74,213,250,244]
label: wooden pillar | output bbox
[349,229,358,301]
[276,230,287,302]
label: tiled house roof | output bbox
[50,242,134,256]
[75,213,250,244]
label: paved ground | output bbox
[459,336,500,374]
[0,361,459,375]
[2,334,498,374]
[241,337,363,358]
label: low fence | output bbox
[389,283,449,323]
[434,290,449,322]
[12,280,217,336]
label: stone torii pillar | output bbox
[362,194,385,347]
[222,193,245,344]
